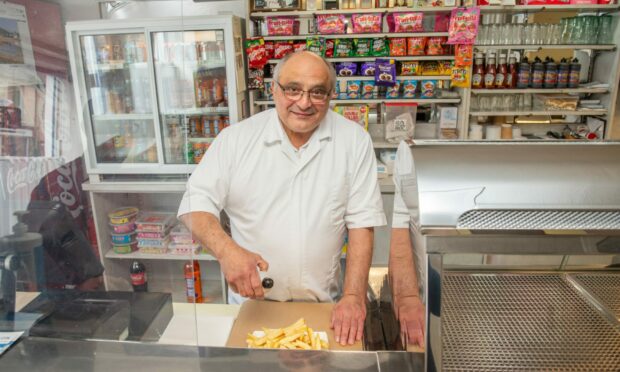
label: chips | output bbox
[246,318,329,350]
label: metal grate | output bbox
[441,273,620,371]
[571,273,620,321]
[457,210,620,230]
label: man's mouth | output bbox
[290,111,315,117]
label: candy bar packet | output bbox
[246,37,268,69]
[375,59,397,87]
[447,7,480,45]
[360,62,376,76]
[354,39,372,57]
[400,61,421,76]
[248,68,264,90]
[389,38,407,57]
[334,39,354,58]
[371,38,389,57]
[306,36,325,56]
[351,13,383,34]
[316,14,347,35]
[388,12,424,33]
[336,62,358,76]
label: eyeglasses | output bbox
[275,81,331,103]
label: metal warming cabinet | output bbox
[402,142,620,371]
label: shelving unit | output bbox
[262,31,448,41]
[471,87,609,94]
[105,250,217,261]
[255,98,460,105]
[469,109,608,117]
[474,44,616,51]
[92,114,153,121]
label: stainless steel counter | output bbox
[0,337,424,371]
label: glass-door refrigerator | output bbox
[66,16,246,176]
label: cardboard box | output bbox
[226,300,363,351]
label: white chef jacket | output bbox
[178,108,386,304]
[391,140,426,303]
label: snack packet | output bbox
[333,105,369,130]
[360,62,376,76]
[325,39,335,58]
[248,68,264,90]
[375,59,397,87]
[455,44,473,67]
[439,60,454,76]
[401,61,421,76]
[306,36,325,56]
[354,39,372,57]
[316,14,346,35]
[334,39,354,58]
[246,38,268,69]
[263,81,273,100]
[351,13,383,34]
[426,37,446,55]
[274,41,294,59]
[407,37,427,56]
[389,38,407,57]
[361,80,376,99]
[434,13,450,32]
[336,62,358,76]
[267,17,296,36]
[420,80,437,98]
[371,38,389,57]
[347,80,362,99]
[421,61,441,75]
[294,41,307,53]
[401,80,418,98]
[388,12,424,33]
[264,41,274,60]
[451,66,471,88]
[447,7,480,45]
[385,81,401,99]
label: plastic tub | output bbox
[109,222,136,234]
[136,212,176,233]
[108,207,139,225]
[111,232,136,244]
[113,240,138,254]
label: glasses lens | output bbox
[309,90,328,102]
[283,87,302,100]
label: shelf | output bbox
[267,55,455,63]
[262,32,448,41]
[105,249,217,261]
[162,107,229,116]
[372,139,399,149]
[250,4,620,18]
[156,60,226,70]
[82,181,187,193]
[471,87,609,94]
[188,137,215,143]
[469,109,607,116]
[264,75,452,82]
[92,113,153,121]
[474,44,616,51]
[255,98,460,105]
[86,61,147,73]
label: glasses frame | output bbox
[275,80,331,103]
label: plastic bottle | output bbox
[557,58,570,88]
[484,53,497,89]
[531,57,544,89]
[569,58,581,88]
[472,53,485,89]
[516,57,531,89]
[130,260,148,292]
[495,54,507,89]
[543,58,558,89]
[184,261,204,303]
[506,54,518,89]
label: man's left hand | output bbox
[331,294,366,346]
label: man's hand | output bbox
[395,295,425,348]
[331,294,366,346]
[219,242,269,299]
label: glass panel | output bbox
[152,30,229,165]
[79,33,156,163]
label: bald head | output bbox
[273,51,336,91]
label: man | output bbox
[178,51,386,345]
[389,140,426,348]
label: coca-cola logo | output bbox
[51,160,83,219]
[3,157,64,196]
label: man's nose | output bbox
[296,92,313,110]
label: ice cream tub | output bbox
[111,232,136,244]
[113,240,138,254]
[108,207,139,225]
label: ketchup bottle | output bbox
[472,53,485,89]
[484,53,497,89]
[184,261,204,303]
[495,54,507,89]
[506,54,518,89]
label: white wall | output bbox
[106,0,246,20]
[47,0,100,22]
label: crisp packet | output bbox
[294,41,307,53]
[354,39,372,57]
[246,38,268,69]
[306,36,325,56]
[439,60,453,76]
[375,59,396,87]
[388,13,424,33]
[455,44,473,67]
[402,80,418,98]
[421,61,440,75]
[267,17,296,36]
[451,66,471,88]
[360,62,376,76]
[351,13,383,34]
[334,39,354,57]
[263,81,273,100]
[371,38,389,57]
[426,37,446,55]
[325,39,335,58]
[274,41,294,59]
[447,7,480,45]
[336,62,357,76]
[401,61,420,76]
[386,81,401,98]
[389,38,407,57]
[361,80,376,99]
[264,41,274,60]
[420,80,437,98]
[333,105,369,130]
[407,37,426,56]
[347,80,362,99]
[248,68,264,90]
[316,14,346,35]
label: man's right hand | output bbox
[219,243,269,299]
[395,295,425,348]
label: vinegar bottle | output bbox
[184,261,204,303]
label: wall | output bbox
[106,0,246,20]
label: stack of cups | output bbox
[486,125,501,140]
[512,126,522,139]
[501,124,513,139]
[469,124,483,140]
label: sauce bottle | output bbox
[184,260,204,303]
[557,58,570,88]
[569,58,581,88]
[544,58,558,89]
[506,54,518,89]
[531,57,544,89]
[472,53,485,89]
[495,54,507,89]
[484,53,497,89]
[517,57,531,89]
